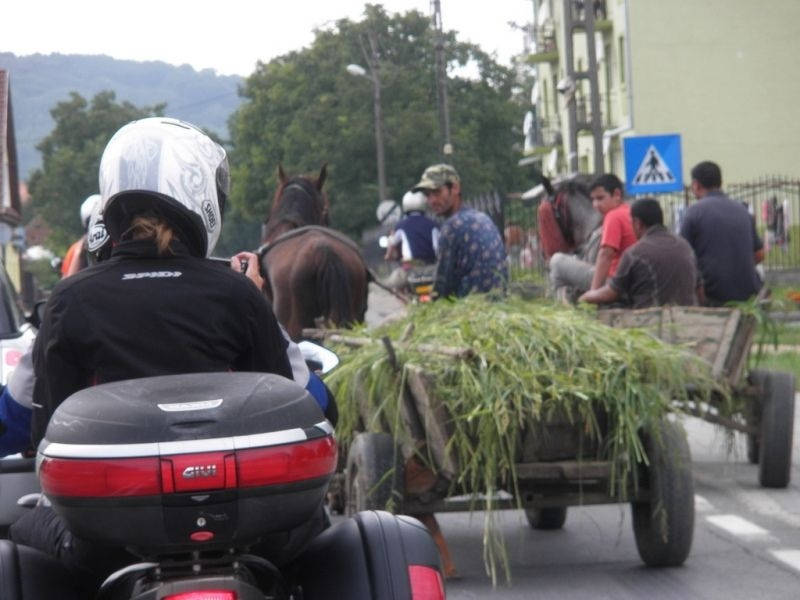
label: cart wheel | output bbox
[750,369,796,488]
[631,420,694,567]
[345,432,404,515]
[525,507,567,530]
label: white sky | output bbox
[3,1,535,76]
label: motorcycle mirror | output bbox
[297,341,340,374]
[378,235,389,249]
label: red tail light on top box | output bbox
[38,372,336,554]
[164,591,237,600]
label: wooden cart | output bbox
[311,331,696,569]
[597,305,796,489]
[316,305,795,572]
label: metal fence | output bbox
[473,175,800,279]
[641,176,800,271]
[464,191,506,233]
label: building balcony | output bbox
[525,117,562,152]
[527,23,558,64]
[527,50,559,64]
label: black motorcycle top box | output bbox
[38,372,336,554]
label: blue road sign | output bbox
[623,134,683,194]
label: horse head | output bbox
[555,174,602,251]
[264,164,330,242]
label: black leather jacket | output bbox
[31,239,292,445]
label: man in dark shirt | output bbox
[680,161,763,305]
[579,198,699,308]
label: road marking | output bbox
[706,514,769,536]
[770,549,800,572]
[730,488,800,530]
[694,494,714,512]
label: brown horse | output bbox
[258,164,369,340]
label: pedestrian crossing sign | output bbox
[623,134,683,194]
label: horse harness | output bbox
[537,190,575,259]
[257,225,374,277]
[257,225,362,258]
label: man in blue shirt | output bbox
[680,161,763,305]
[414,164,507,299]
[383,190,440,289]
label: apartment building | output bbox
[525,0,800,181]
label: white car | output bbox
[0,263,38,534]
[0,263,36,386]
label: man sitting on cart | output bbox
[579,197,700,308]
[549,173,637,302]
[680,161,764,306]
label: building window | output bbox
[618,36,626,84]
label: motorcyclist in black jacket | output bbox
[11,117,316,589]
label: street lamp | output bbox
[346,32,388,204]
[345,64,367,77]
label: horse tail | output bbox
[317,244,359,328]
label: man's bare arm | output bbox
[579,284,620,305]
[590,246,616,290]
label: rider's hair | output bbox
[124,214,177,255]
[631,197,663,228]
[690,161,722,190]
[590,173,624,196]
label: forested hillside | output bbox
[0,52,243,178]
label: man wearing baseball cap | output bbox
[414,163,507,298]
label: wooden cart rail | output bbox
[596,306,757,386]
[303,327,467,480]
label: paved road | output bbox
[363,286,800,598]
[364,282,407,328]
[438,407,800,599]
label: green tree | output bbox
[228,5,528,242]
[27,91,164,252]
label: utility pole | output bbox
[561,0,604,173]
[366,31,388,202]
[432,0,453,159]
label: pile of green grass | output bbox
[325,296,722,579]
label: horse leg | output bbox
[412,513,458,579]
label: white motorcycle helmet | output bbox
[98,117,229,257]
[86,198,111,262]
[80,193,101,229]
[401,190,427,214]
